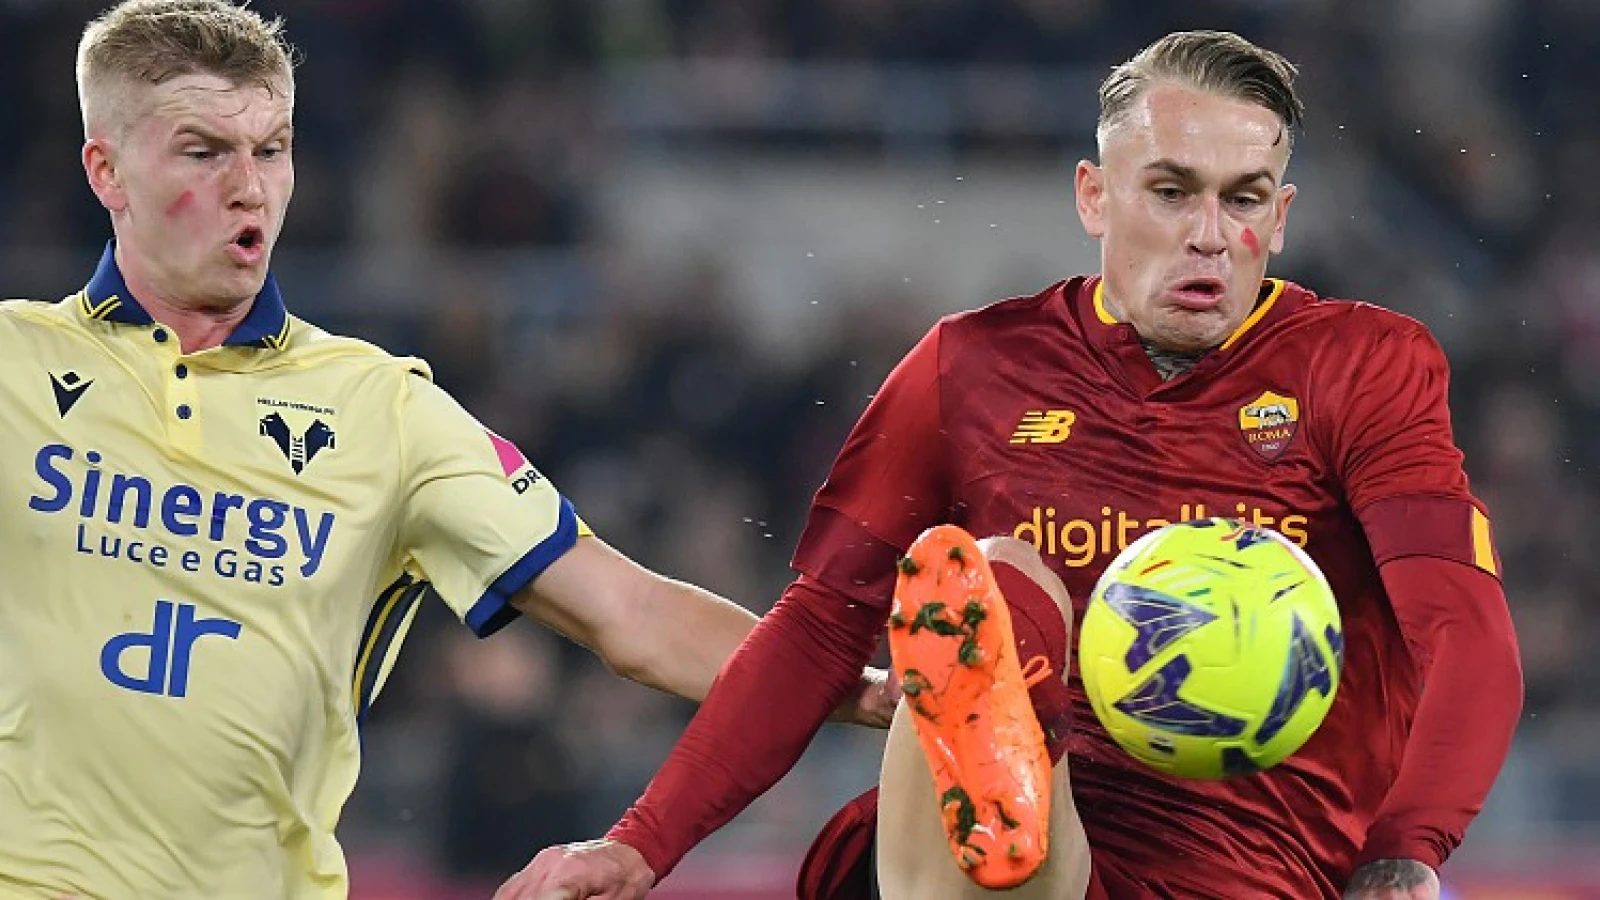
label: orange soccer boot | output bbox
[886,524,1053,889]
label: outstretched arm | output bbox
[498,575,886,900]
[511,536,757,702]
[510,536,896,725]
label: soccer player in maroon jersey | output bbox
[502,30,1523,900]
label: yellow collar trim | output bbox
[1220,278,1286,350]
[1093,278,1286,350]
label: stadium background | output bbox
[2,0,1595,897]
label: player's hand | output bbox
[1343,858,1441,900]
[828,665,902,729]
[495,839,655,900]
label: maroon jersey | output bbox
[790,277,1501,897]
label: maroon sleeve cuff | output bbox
[1358,494,1501,579]
[1354,827,1449,871]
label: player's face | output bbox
[84,72,294,310]
[1076,83,1295,353]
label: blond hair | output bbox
[76,0,296,138]
[1098,30,1303,155]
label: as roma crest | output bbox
[1238,390,1300,461]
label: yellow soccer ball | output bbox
[1078,518,1344,780]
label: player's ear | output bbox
[1075,159,1107,239]
[83,138,127,213]
[1268,183,1296,255]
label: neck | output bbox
[116,248,253,353]
[142,296,253,354]
[1140,339,1205,381]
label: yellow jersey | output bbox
[0,245,585,898]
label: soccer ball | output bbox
[1077,518,1344,780]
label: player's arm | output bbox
[1334,322,1523,887]
[1346,552,1521,872]
[395,371,892,722]
[507,537,754,701]
[509,536,892,718]
[497,322,954,899]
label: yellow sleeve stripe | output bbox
[1471,507,1499,577]
[351,576,427,724]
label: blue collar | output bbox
[79,242,291,350]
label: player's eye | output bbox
[1227,194,1264,210]
[182,148,217,161]
[1152,186,1186,203]
[257,146,283,160]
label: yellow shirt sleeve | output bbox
[397,373,580,636]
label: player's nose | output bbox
[227,156,267,210]
[1186,196,1227,257]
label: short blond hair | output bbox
[1098,30,1303,156]
[76,0,296,138]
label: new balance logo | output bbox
[260,413,336,474]
[100,600,241,698]
[1010,409,1076,445]
[50,371,93,418]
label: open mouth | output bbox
[1174,277,1225,297]
[234,227,263,251]
[1168,277,1227,311]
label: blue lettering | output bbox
[32,445,335,584]
[161,485,203,536]
[167,602,241,698]
[244,499,289,559]
[209,493,245,541]
[28,445,73,512]
[107,474,152,527]
[295,509,334,578]
[100,600,241,698]
[100,599,174,695]
[79,452,103,518]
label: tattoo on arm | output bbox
[1346,858,1433,892]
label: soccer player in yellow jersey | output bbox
[0,2,893,898]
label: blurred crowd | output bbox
[2,0,1596,893]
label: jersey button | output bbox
[176,404,192,420]
[153,328,169,343]
[175,364,189,379]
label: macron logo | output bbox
[51,371,93,418]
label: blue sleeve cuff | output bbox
[463,497,580,637]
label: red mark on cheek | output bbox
[164,190,194,218]
[1241,226,1261,257]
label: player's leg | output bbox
[875,528,1092,899]
[876,702,1090,899]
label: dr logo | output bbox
[100,600,241,697]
